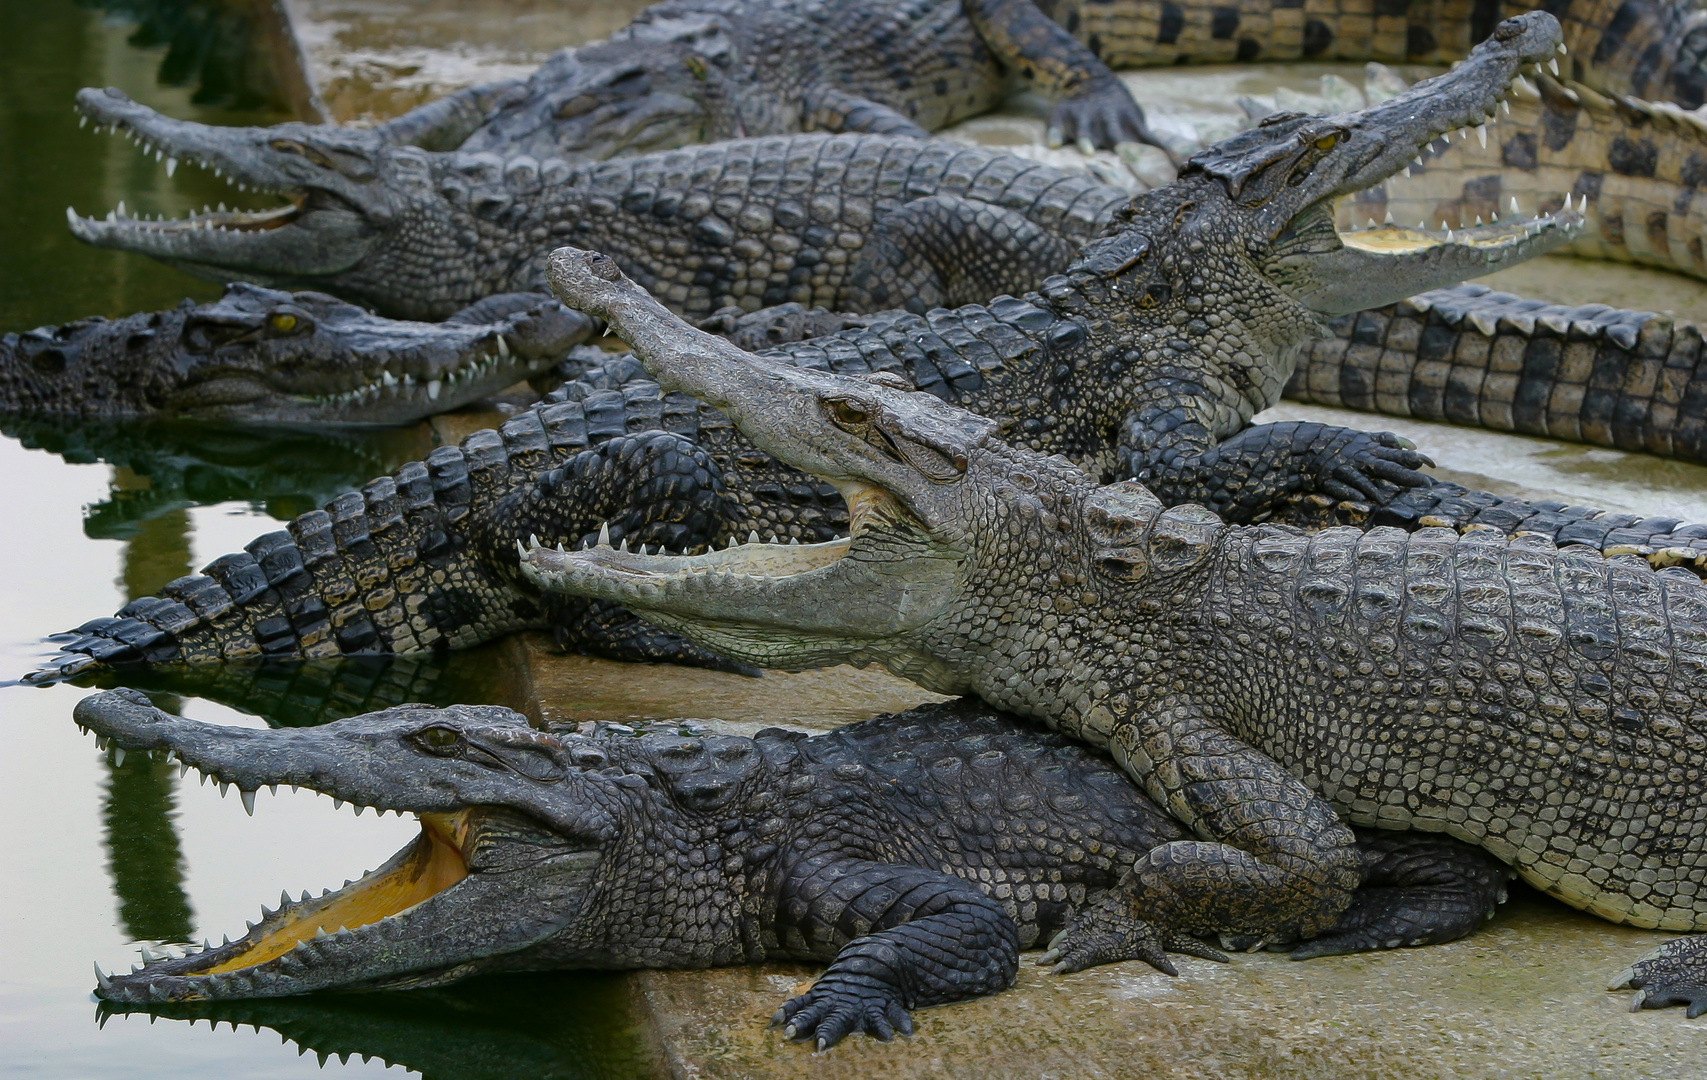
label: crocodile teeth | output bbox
[426,379,441,400]
[598,521,612,547]
[1549,58,1559,76]
[1476,125,1487,148]
[240,788,256,816]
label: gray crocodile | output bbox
[63,117,1131,322]
[525,242,1707,1017]
[28,15,1609,684]
[72,689,1510,1045]
[444,0,1160,161]
[0,285,589,424]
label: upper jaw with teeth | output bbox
[73,690,602,1002]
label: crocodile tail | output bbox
[23,390,693,684]
[1292,284,1707,462]
[1272,477,1707,577]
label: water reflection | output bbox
[77,0,321,117]
[2,416,435,541]
[95,973,659,1080]
[81,646,526,729]
[103,735,195,944]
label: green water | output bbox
[0,4,653,1076]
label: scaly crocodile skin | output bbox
[73,691,1509,1043]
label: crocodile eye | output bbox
[418,726,460,751]
[683,54,708,81]
[1314,134,1338,150]
[269,313,297,332]
[827,399,870,428]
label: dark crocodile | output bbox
[1289,282,1707,464]
[525,242,1707,1019]
[63,122,1131,322]
[28,16,1599,684]
[73,689,1511,1045]
[0,286,589,424]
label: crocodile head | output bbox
[516,249,1078,688]
[74,690,766,1001]
[460,20,761,160]
[1071,11,1581,319]
[0,285,589,424]
[65,88,581,319]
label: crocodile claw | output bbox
[772,974,915,1049]
[1046,80,1175,161]
[1038,901,1227,976]
[1607,936,1707,1017]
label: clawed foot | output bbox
[1047,81,1171,158]
[1037,901,1227,976]
[1311,429,1434,505]
[771,973,915,1050]
[1608,936,1707,1017]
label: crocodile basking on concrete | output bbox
[72,689,1511,1045]
[63,121,1133,322]
[525,242,1707,1017]
[0,285,589,424]
[27,15,1607,684]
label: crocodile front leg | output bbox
[1043,700,1363,974]
[1120,390,1434,522]
[961,0,1165,152]
[1286,829,1513,959]
[773,856,1020,1049]
[800,85,931,139]
[847,195,1081,314]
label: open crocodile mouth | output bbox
[1326,63,1583,264]
[63,91,361,270]
[77,719,503,1003]
[292,337,527,414]
[517,480,925,614]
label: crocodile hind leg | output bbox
[1042,701,1364,975]
[1284,829,1513,958]
[846,195,1079,315]
[1122,401,1435,523]
[1610,936,1707,1016]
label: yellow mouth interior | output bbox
[203,811,469,974]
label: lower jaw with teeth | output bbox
[96,812,468,1002]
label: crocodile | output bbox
[72,689,1512,1045]
[523,243,1707,1017]
[1289,281,1707,464]
[447,0,1161,161]
[63,121,1136,322]
[0,286,589,424]
[27,15,1596,684]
